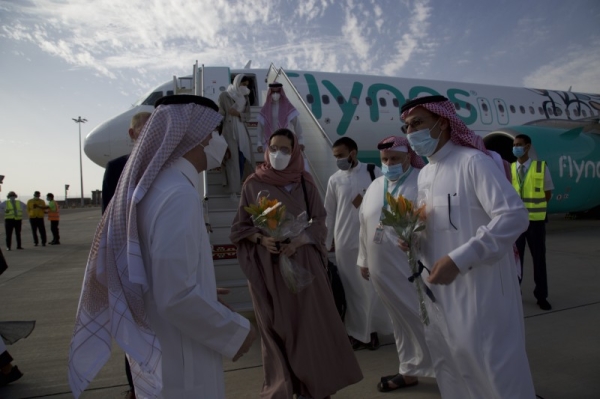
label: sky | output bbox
[1,0,599,202]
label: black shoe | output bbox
[349,336,363,351]
[368,332,380,351]
[537,299,552,311]
[34,243,38,247]
[17,247,24,250]
[42,243,46,247]
[0,365,24,387]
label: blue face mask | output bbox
[406,119,441,157]
[512,146,526,158]
[382,163,409,181]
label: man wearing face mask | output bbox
[512,134,553,311]
[256,82,304,153]
[324,137,389,351]
[400,96,534,399]
[68,95,255,399]
[3,191,24,251]
[357,136,435,392]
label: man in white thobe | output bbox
[256,82,304,152]
[68,95,255,399]
[357,135,435,392]
[401,95,535,399]
[324,137,390,350]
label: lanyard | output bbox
[381,167,411,220]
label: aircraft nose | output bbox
[84,120,114,167]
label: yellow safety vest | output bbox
[512,160,547,221]
[5,200,23,220]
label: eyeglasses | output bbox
[401,118,425,134]
[268,145,291,155]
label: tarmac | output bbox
[0,208,599,399]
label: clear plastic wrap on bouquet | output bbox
[244,190,314,293]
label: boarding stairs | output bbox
[175,63,337,312]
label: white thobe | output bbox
[137,158,250,399]
[357,170,435,377]
[256,102,303,150]
[418,142,535,399]
[324,163,391,342]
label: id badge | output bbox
[373,224,384,244]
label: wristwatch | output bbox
[256,235,262,245]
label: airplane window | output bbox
[454,102,460,110]
[392,98,399,107]
[529,106,534,114]
[306,94,314,104]
[379,98,387,107]
[510,105,516,113]
[322,95,330,105]
[548,107,554,116]
[482,103,489,112]
[538,107,544,115]
[574,109,580,117]
[519,106,525,114]
[582,110,587,117]
[337,96,344,105]
[566,109,570,117]
[142,91,164,106]
[365,97,373,106]
[498,104,505,113]
[465,103,471,111]
[555,107,562,116]
[351,96,359,105]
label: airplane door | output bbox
[477,97,493,125]
[493,98,509,125]
[201,67,231,104]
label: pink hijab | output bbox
[253,130,314,187]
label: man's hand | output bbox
[360,267,370,281]
[232,324,257,362]
[427,255,460,285]
[397,238,409,252]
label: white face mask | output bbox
[271,93,281,102]
[239,86,250,96]
[269,151,292,171]
[202,132,228,171]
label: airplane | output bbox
[84,63,600,216]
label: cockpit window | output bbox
[141,91,164,106]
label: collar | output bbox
[173,157,200,189]
[517,158,533,169]
[345,160,362,174]
[427,140,456,164]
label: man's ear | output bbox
[128,128,135,141]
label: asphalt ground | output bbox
[1,209,599,399]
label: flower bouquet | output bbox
[244,191,314,293]
[380,193,434,325]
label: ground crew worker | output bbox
[512,134,554,310]
[4,191,23,250]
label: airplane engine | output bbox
[483,122,600,215]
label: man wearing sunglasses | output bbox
[400,96,535,399]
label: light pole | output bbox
[72,116,87,207]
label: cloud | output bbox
[523,38,600,93]
[381,0,435,76]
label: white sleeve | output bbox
[448,154,529,274]
[256,121,265,150]
[150,192,250,359]
[324,177,337,249]
[356,191,369,268]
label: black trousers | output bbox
[5,219,22,249]
[516,220,548,300]
[30,218,47,245]
[50,221,60,243]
